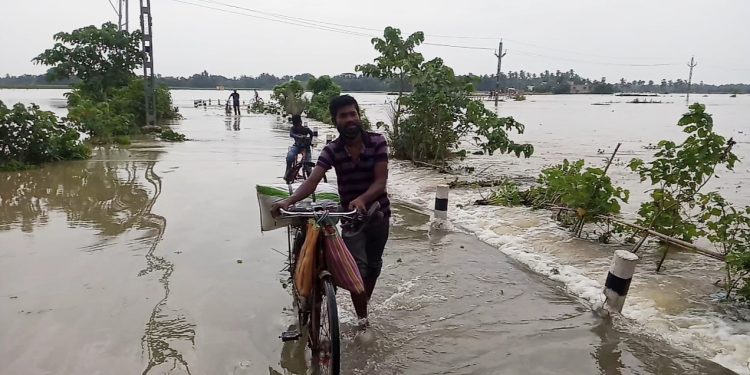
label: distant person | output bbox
[228,90,241,116]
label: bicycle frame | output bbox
[281,206,355,374]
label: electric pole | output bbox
[140,0,156,126]
[686,56,697,105]
[494,40,507,106]
[113,0,130,31]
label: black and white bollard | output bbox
[434,185,449,220]
[326,134,333,144]
[603,250,639,313]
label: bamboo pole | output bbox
[548,205,725,261]
[605,217,725,261]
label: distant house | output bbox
[339,73,357,79]
[570,83,592,94]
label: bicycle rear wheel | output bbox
[311,278,340,375]
[284,163,301,184]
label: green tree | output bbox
[306,76,341,124]
[33,22,143,101]
[356,27,424,137]
[629,104,738,268]
[397,58,533,163]
[271,80,306,115]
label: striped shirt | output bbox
[317,132,391,217]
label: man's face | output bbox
[334,104,362,139]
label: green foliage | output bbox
[0,101,90,169]
[629,103,738,242]
[159,128,187,142]
[33,23,179,149]
[65,90,134,141]
[699,193,750,301]
[33,22,143,101]
[115,79,180,125]
[358,27,530,163]
[356,26,424,137]
[113,135,132,145]
[484,180,524,206]
[272,80,307,115]
[306,76,341,124]
[529,159,629,223]
[394,58,532,163]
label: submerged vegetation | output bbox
[478,104,749,302]
[1,22,185,169]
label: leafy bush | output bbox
[529,159,629,223]
[306,76,341,124]
[483,180,524,206]
[272,80,307,115]
[159,128,186,142]
[65,90,135,141]
[629,104,738,243]
[699,193,750,301]
[0,101,90,170]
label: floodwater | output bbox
[0,88,745,374]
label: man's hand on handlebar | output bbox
[271,199,291,218]
[348,197,367,213]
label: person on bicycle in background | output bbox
[286,114,314,174]
[273,95,390,330]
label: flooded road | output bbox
[0,89,743,374]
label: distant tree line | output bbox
[2,69,748,94]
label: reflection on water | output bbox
[133,161,196,375]
[0,148,195,374]
[225,116,241,131]
[0,148,151,235]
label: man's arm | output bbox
[273,166,326,211]
[349,161,387,210]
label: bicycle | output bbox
[278,202,380,375]
[284,136,327,184]
[284,136,313,184]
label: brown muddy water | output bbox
[0,89,742,374]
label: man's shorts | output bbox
[342,216,390,281]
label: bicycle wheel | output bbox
[310,278,340,375]
[284,163,301,184]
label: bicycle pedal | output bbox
[280,330,301,342]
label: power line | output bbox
[164,0,698,67]
[167,0,374,37]
[421,42,494,51]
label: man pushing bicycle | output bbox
[273,95,390,330]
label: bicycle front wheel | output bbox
[311,278,340,375]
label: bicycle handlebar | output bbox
[279,207,358,218]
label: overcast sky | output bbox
[2,0,749,83]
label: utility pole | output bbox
[124,0,129,32]
[686,56,697,105]
[114,0,130,31]
[140,0,156,126]
[494,40,507,106]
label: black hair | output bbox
[328,95,360,121]
[291,114,302,126]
